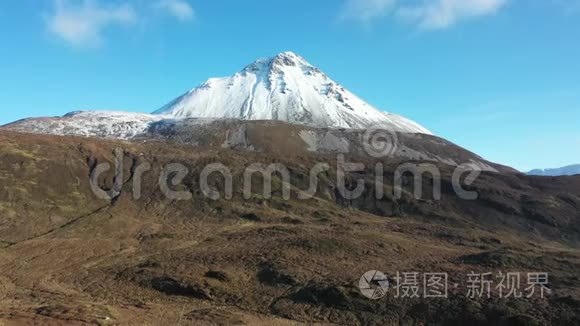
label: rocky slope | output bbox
[0,131,579,324]
[142,119,512,173]
[2,116,511,174]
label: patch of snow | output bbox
[2,111,163,139]
[222,125,249,149]
[299,130,350,153]
[299,130,318,152]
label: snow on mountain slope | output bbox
[2,111,162,139]
[154,51,431,134]
[2,52,432,139]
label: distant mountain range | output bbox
[528,164,580,176]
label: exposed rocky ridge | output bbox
[142,118,514,173]
[2,117,513,174]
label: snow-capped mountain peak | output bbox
[242,51,310,73]
[2,52,433,139]
[153,52,431,134]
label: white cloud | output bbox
[341,0,507,29]
[340,0,396,23]
[48,0,137,47]
[398,0,508,30]
[154,0,194,22]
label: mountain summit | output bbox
[154,52,431,134]
[1,52,432,139]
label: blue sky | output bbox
[0,0,579,171]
